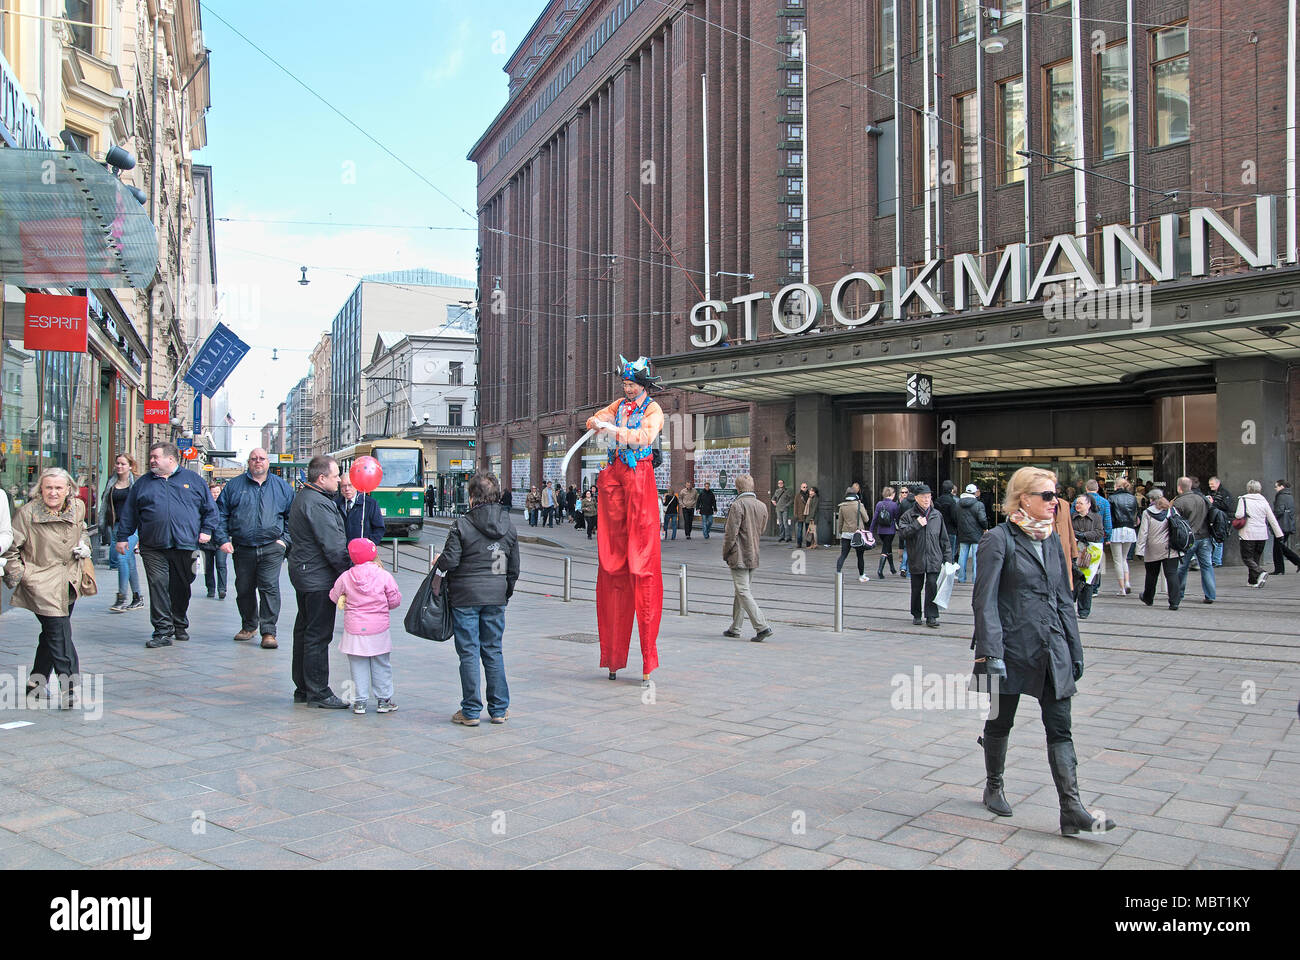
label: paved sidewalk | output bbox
[0,543,1297,870]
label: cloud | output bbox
[423,20,473,87]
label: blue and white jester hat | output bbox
[618,355,662,391]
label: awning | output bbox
[0,148,157,289]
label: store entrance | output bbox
[955,449,1154,520]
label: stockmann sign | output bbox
[689,197,1282,348]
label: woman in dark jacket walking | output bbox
[434,473,521,726]
[1271,480,1300,574]
[868,485,901,578]
[972,466,1116,836]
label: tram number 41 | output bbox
[906,373,933,410]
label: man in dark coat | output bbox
[220,448,295,648]
[1173,475,1215,604]
[287,455,351,708]
[1271,480,1300,574]
[1207,476,1234,567]
[955,483,989,583]
[115,441,222,648]
[337,476,385,546]
[697,481,718,539]
[936,480,961,560]
[895,483,952,628]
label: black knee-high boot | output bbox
[877,554,887,579]
[979,735,1013,816]
[1048,742,1116,836]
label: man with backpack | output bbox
[1172,476,1215,604]
[1206,477,1234,567]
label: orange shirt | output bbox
[586,395,664,448]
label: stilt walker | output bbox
[587,356,664,686]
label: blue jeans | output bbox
[664,512,677,538]
[1212,540,1224,566]
[451,604,509,720]
[110,532,140,595]
[1177,537,1216,602]
[900,545,910,575]
[949,533,959,561]
[957,541,978,583]
[701,514,714,538]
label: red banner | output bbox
[23,293,89,352]
[143,400,170,424]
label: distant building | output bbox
[285,376,314,462]
[329,270,475,450]
[308,333,332,458]
[362,322,477,482]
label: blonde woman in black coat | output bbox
[973,466,1116,836]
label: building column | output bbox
[794,393,835,543]
[1215,355,1287,504]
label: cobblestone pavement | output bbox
[1,526,1296,870]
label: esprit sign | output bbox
[689,197,1280,347]
[142,400,170,424]
[23,293,89,352]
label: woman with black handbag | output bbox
[431,473,520,726]
[972,466,1116,837]
[834,487,873,582]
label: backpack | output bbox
[876,505,892,525]
[1208,506,1230,543]
[1166,510,1193,553]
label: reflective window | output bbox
[1152,25,1190,146]
[1044,60,1074,173]
[998,77,1025,185]
[1097,42,1129,158]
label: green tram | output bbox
[328,438,426,542]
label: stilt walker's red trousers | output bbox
[595,458,662,674]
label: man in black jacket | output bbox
[220,448,295,649]
[287,455,351,708]
[955,484,989,583]
[337,476,385,546]
[1207,477,1234,567]
[1272,480,1300,574]
[697,481,718,539]
[896,483,952,628]
[936,481,961,561]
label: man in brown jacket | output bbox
[678,482,699,539]
[722,474,773,642]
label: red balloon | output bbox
[349,456,383,493]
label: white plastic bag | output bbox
[934,561,961,610]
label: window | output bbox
[787,96,802,113]
[1001,0,1023,24]
[787,18,804,32]
[1044,60,1074,173]
[788,258,803,275]
[954,0,978,43]
[876,118,896,215]
[787,204,802,219]
[1152,25,1189,146]
[787,176,803,194]
[787,71,802,87]
[1097,42,1129,159]
[877,0,895,71]
[997,77,1025,185]
[953,92,978,193]
[66,1,93,54]
[787,150,803,166]
[449,361,463,385]
[787,123,803,140]
[448,404,463,428]
[790,233,802,247]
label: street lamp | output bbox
[980,8,1006,54]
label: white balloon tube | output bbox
[560,428,597,480]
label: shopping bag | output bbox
[1080,542,1104,583]
[403,568,454,642]
[933,561,960,610]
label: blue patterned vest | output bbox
[608,393,655,469]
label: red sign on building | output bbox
[23,293,89,352]
[143,400,170,424]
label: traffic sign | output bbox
[279,454,294,462]
[177,438,193,451]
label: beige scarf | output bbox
[1009,509,1055,541]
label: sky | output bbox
[194,0,543,454]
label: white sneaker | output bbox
[858,574,871,582]
[352,700,366,715]
[1256,572,1268,588]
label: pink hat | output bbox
[348,538,377,565]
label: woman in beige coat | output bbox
[1,468,92,704]
[1134,487,1183,609]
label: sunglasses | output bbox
[1028,490,1058,502]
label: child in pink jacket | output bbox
[329,538,402,715]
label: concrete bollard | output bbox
[834,571,844,633]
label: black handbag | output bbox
[404,566,455,642]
